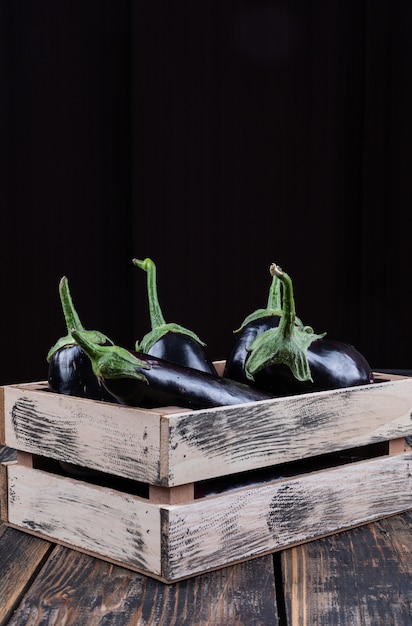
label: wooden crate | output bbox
[2,371,412,583]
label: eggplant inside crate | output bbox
[1,369,412,583]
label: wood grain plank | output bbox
[5,377,412,488]
[164,452,412,580]
[6,545,279,626]
[7,452,412,581]
[0,526,52,624]
[7,464,163,575]
[2,383,164,483]
[0,517,7,539]
[166,377,412,485]
[0,462,8,521]
[281,511,412,625]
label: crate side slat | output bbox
[3,384,163,483]
[5,452,412,582]
[6,463,162,575]
[4,378,412,488]
[163,451,412,580]
[166,378,412,485]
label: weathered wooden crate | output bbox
[2,369,412,583]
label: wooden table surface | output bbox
[2,446,412,625]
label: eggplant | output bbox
[46,276,115,402]
[71,330,273,410]
[224,264,310,385]
[133,257,218,375]
[224,316,280,384]
[251,338,375,395]
[47,277,118,403]
[47,277,121,478]
[243,263,374,395]
[224,267,285,383]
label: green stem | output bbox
[132,258,166,329]
[59,276,85,333]
[269,263,295,338]
[133,257,206,351]
[71,330,148,382]
[47,277,113,362]
[234,265,283,333]
[266,271,282,310]
[244,263,326,382]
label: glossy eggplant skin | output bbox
[133,257,218,376]
[48,345,119,403]
[49,344,120,478]
[223,316,280,384]
[250,338,375,397]
[47,276,120,404]
[99,351,273,409]
[148,332,218,376]
[225,264,374,397]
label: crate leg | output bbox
[389,438,411,455]
[16,451,33,467]
[149,483,194,504]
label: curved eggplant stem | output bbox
[245,263,325,382]
[59,276,85,333]
[269,263,295,337]
[133,257,206,351]
[133,258,166,330]
[47,276,113,362]
[266,270,282,311]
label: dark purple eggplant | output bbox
[252,338,375,395]
[244,263,374,395]
[47,277,121,478]
[71,330,273,410]
[47,276,118,403]
[133,257,218,375]
[223,267,284,384]
[224,265,310,385]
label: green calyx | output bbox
[133,257,206,351]
[71,330,150,383]
[47,276,113,362]
[245,263,326,382]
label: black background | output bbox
[1,1,411,385]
